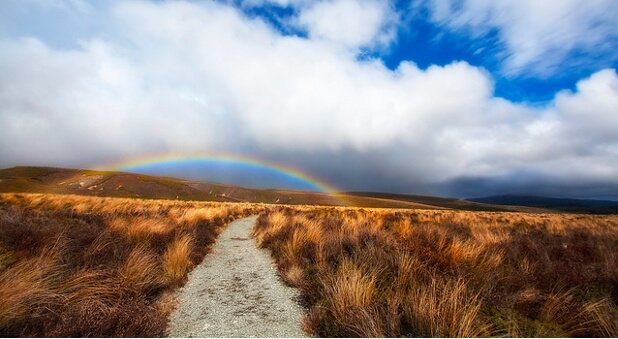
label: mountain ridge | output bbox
[467,194,618,214]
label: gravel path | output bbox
[167,216,307,338]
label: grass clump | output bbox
[163,234,194,287]
[0,193,261,337]
[254,206,618,337]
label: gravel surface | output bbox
[167,216,308,338]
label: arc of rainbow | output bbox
[98,153,347,203]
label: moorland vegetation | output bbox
[0,193,260,336]
[253,206,618,337]
[1,193,617,337]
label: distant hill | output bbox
[0,166,336,205]
[345,192,550,212]
[0,166,566,212]
[468,195,618,214]
[0,166,446,209]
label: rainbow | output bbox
[99,153,341,194]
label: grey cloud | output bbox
[439,174,618,200]
[0,0,617,199]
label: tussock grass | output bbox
[578,298,618,337]
[0,245,64,331]
[118,244,162,295]
[404,278,488,337]
[254,206,618,337]
[4,192,617,337]
[163,234,193,287]
[0,193,261,337]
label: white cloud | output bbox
[424,0,618,76]
[448,69,618,182]
[0,0,617,197]
[239,0,310,7]
[0,34,231,166]
[293,0,398,49]
[554,69,618,140]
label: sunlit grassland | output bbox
[0,193,262,337]
[252,206,618,337]
[2,192,617,337]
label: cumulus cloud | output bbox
[293,0,398,49]
[237,0,399,50]
[0,0,617,198]
[423,0,618,76]
[0,33,233,166]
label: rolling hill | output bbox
[468,195,618,214]
[0,166,544,211]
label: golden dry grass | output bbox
[253,205,618,337]
[3,192,617,337]
[0,193,262,337]
[163,234,194,287]
[0,245,64,330]
[118,244,162,294]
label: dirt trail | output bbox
[166,216,307,338]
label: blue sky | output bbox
[240,0,618,104]
[1,0,617,199]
